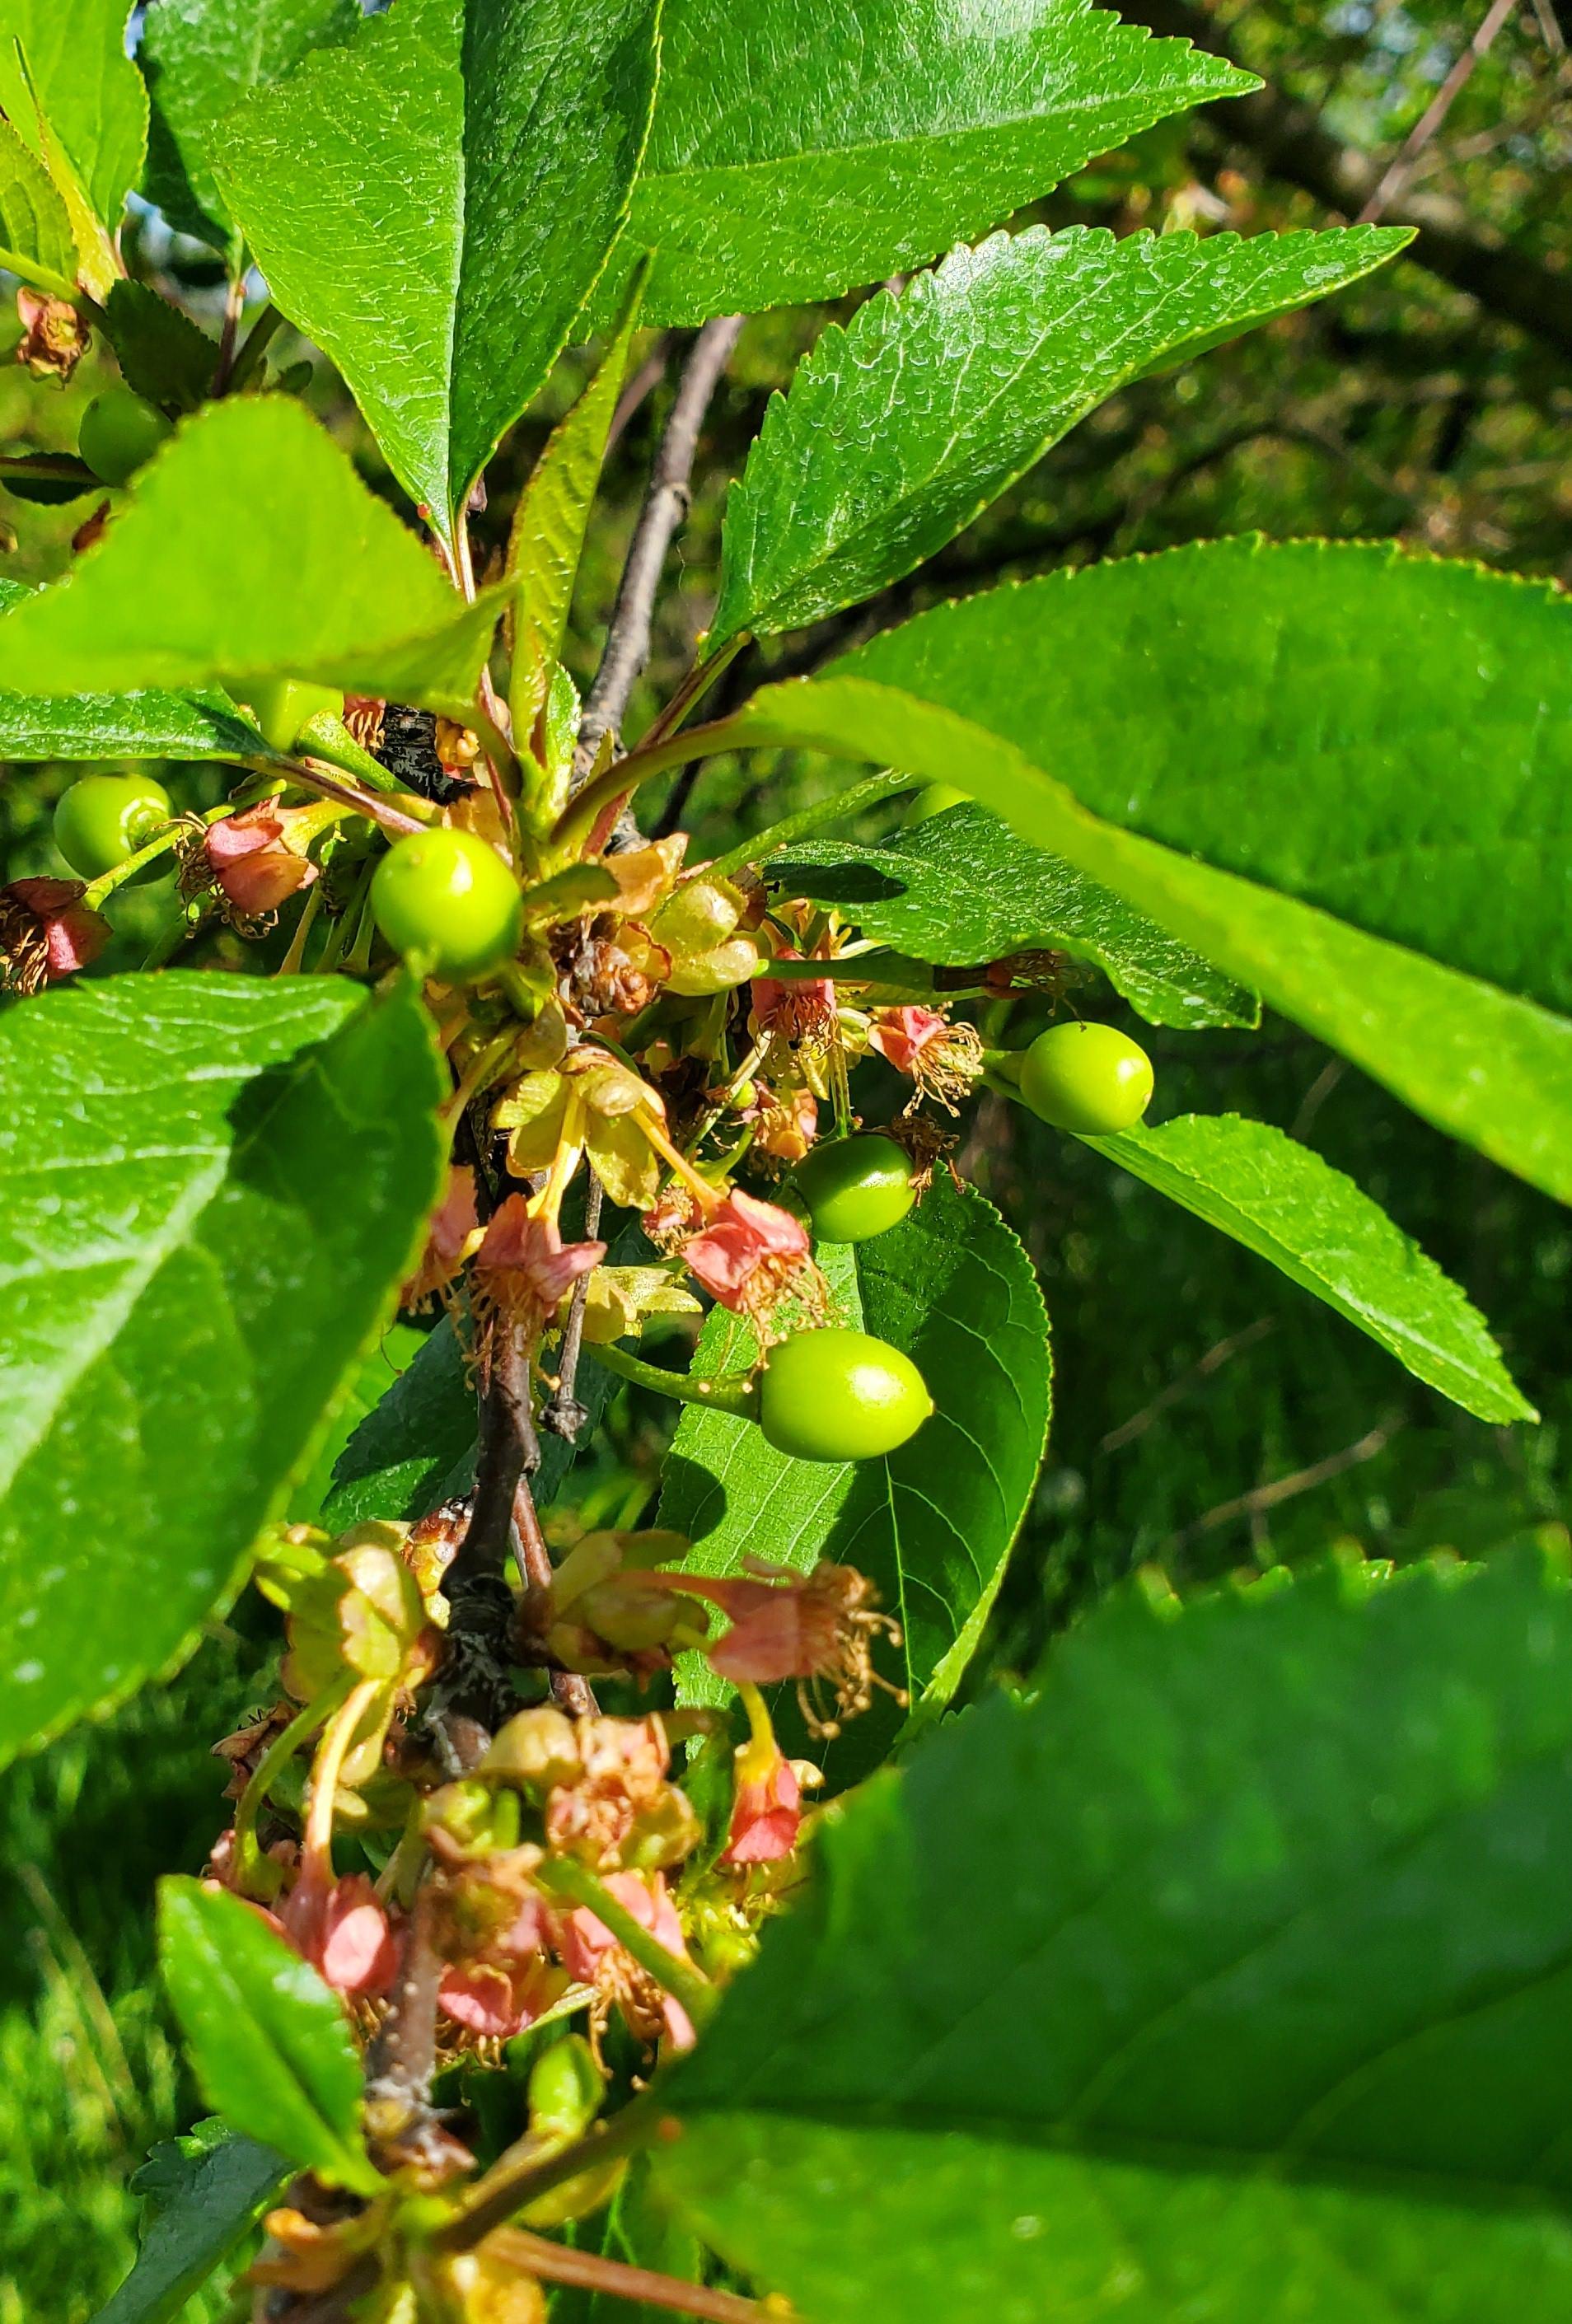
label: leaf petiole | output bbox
[231,1674,353,1898]
[704,765,923,881]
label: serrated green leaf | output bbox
[91,2121,287,2324]
[0,684,261,760]
[158,1881,377,2192]
[0,974,445,1770]
[0,398,502,719]
[0,110,76,295]
[772,803,1256,1031]
[218,0,660,538]
[102,279,218,411]
[844,540,1572,1018]
[615,0,1256,325]
[1083,1112,1532,1422]
[712,224,1408,648]
[658,1546,1572,2322]
[139,0,360,258]
[655,1176,1049,1781]
[728,548,1572,1207]
[0,0,146,236]
[508,264,648,769]
[318,1311,478,1531]
[0,573,269,760]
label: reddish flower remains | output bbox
[204,802,323,918]
[0,878,110,993]
[868,1004,984,1111]
[682,1189,818,1330]
[472,1196,606,1335]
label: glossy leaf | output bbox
[508,264,648,767]
[102,279,218,411]
[91,2121,287,2324]
[844,540,1572,1017]
[657,1176,1049,1779]
[730,556,1572,1205]
[712,226,1407,647]
[0,0,147,235]
[1085,1113,1532,1421]
[0,574,269,762]
[620,0,1255,325]
[659,1546,1572,2323]
[0,398,502,719]
[158,1881,377,2192]
[218,0,660,535]
[0,974,446,1769]
[772,803,1256,1031]
[0,111,75,294]
[140,0,359,257]
[0,683,262,761]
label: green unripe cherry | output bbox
[1017,1021,1153,1135]
[371,826,522,980]
[792,1133,915,1244]
[242,676,346,755]
[77,388,175,487]
[53,769,171,879]
[758,1328,933,1463]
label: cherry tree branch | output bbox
[540,1171,602,1444]
[1359,0,1521,221]
[574,315,745,785]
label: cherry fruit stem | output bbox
[586,1340,760,1420]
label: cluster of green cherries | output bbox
[49,670,1153,1475]
[757,1017,1152,1461]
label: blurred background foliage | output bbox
[2,0,1569,2311]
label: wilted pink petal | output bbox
[439,1957,552,2038]
[205,803,321,916]
[684,1190,809,1312]
[474,1197,606,1330]
[16,286,89,381]
[751,948,835,1041]
[868,1005,947,1078]
[2,878,110,990]
[868,1005,982,1111]
[283,1872,399,1998]
[403,1165,480,1305]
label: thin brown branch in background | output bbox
[1116,0,1572,361]
[1529,0,1565,51]
[575,314,746,784]
[1099,1318,1279,1455]
[1165,1417,1401,1554]
[1359,0,1521,220]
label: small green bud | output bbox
[527,2034,604,2143]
